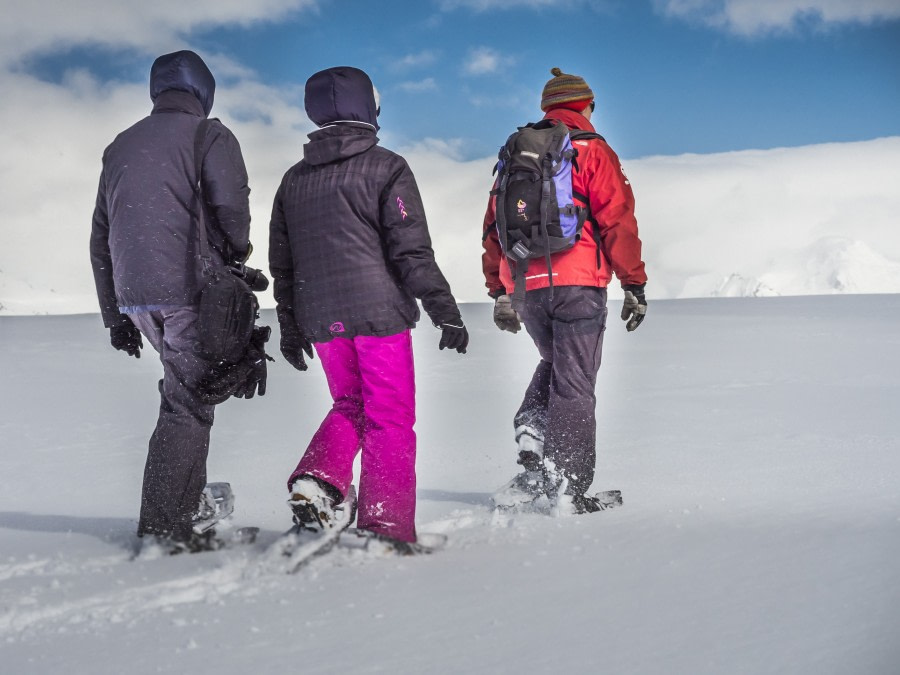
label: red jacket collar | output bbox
[542,108,596,133]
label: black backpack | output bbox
[192,119,259,365]
[191,120,272,402]
[492,119,601,299]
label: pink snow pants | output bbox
[288,330,417,542]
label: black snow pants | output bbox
[130,307,215,541]
[515,286,607,496]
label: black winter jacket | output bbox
[90,89,251,328]
[269,125,461,342]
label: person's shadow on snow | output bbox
[0,511,138,550]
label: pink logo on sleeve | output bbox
[397,196,408,220]
[329,322,345,333]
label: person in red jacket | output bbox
[482,67,648,514]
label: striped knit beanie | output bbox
[540,67,594,112]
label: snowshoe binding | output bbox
[192,482,235,534]
[275,484,358,574]
[288,476,346,533]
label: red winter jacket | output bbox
[481,108,647,297]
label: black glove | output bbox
[621,284,647,332]
[439,321,469,354]
[109,323,143,358]
[280,326,314,372]
[493,295,521,333]
[234,326,273,399]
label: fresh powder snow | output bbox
[1,298,898,674]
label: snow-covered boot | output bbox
[515,424,544,472]
[491,469,549,511]
[191,482,235,534]
[288,476,343,532]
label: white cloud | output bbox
[440,0,597,10]
[392,50,440,71]
[3,105,900,311]
[3,3,900,313]
[462,47,511,76]
[407,136,900,302]
[656,0,900,36]
[396,78,439,93]
[0,65,318,314]
[626,137,900,297]
[0,2,322,315]
[0,1,319,67]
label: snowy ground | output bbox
[1,297,899,674]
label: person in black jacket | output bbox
[269,66,467,549]
[90,50,254,552]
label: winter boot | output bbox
[288,475,343,532]
[515,424,544,472]
[192,482,235,534]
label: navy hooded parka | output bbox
[90,50,251,328]
[269,66,461,342]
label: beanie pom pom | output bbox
[550,67,563,77]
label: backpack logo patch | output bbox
[516,199,528,220]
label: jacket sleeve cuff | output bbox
[487,287,506,300]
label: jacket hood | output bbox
[303,125,379,166]
[150,50,215,117]
[305,66,379,131]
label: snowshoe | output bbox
[138,529,225,558]
[555,490,623,516]
[339,528,447,556]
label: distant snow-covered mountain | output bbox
[680,237,900,298]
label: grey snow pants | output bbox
[130,307,215,541]
[515,286,608,496]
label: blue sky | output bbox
[19,0,900,160]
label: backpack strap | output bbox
[569,130,604,270]
[539,155,555,299]
[573,188,602,269]
[569,129,605,142]
[193,118,215,277]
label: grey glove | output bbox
[493,295,522,333]
[621,284,647,332]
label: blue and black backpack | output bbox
[491,119,602,300]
